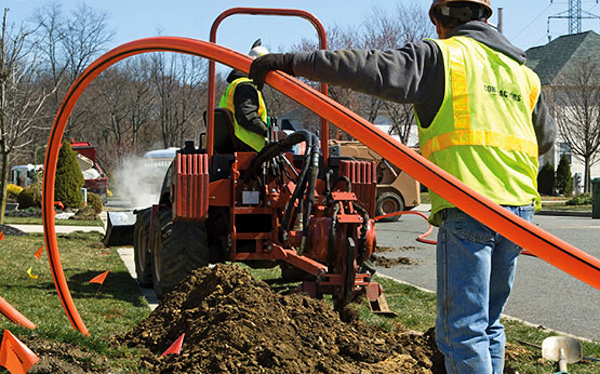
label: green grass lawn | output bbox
[3,216,104,226]
[0,232,150,372]
[421,191,593,213]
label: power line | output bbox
[548,0,600,37]
[511,4,553,40]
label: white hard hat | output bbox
[248,39,269,58]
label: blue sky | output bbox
[4,0,600,54]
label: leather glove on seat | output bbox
[249,53,294,90]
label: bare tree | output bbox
[0,9,53,223]
[149,53,207,148]
[33,2,114,139]
[289,3,433,142]
[551,57,600,192]
[94,68,131,166]
[364,4,433,145]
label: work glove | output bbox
[249,53,294,90]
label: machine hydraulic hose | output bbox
[44,37,600,335]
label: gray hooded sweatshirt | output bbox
[289,21,556,155]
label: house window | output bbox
[558,142,572,164]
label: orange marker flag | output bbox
[161,333,185,357]
[34,246,43,261]
[89,270,109,285]
[0,330,39,374]
[0,231,4,241]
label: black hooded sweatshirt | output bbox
[288,21,556,155]
[224,69,268,137]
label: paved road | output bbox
[374,209,600,342]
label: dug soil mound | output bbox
[116,264,445,373]
[21,337,107,373]
[372,254,415,268]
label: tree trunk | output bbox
[0,151,9,224]
[584,157,592,193]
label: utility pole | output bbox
[497,7,504,34]
[547,0,600,40]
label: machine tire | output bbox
[151,208,209,299]
[133,207,153,287]
[375,191,404,222]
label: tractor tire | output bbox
[133,207,153,288]
[375,191,405,222]
[151,208,209,299]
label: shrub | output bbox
[537,162,555,196]
[55,140,85,209]
[6,184,23,201]
[566,193,592,206]
[17,184,42,209]
[87,192,103,214]
[555,155,573,196]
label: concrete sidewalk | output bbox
[10,224,105,234]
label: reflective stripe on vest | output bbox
[417,36,542,225]
[420,37,539,159]
[218,77,267,151]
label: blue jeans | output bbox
[435,205,534,374]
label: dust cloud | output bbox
[112,155,172,209]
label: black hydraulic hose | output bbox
[331,175,352,193]
[244,130,312,184]
[280,132,316,231]
[302,138,321,240]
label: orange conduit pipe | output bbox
[374,211,436,245]
[44,37,600,334]
[0,295,36,329]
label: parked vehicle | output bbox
[330,139,421,222]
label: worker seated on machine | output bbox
[217,39,270,153]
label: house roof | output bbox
[525,31,600,85]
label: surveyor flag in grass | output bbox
[0,330,39,374]
[89,270,109,285]
[34,246,43,261]
[26,267,38,280]
[161,333,185,356]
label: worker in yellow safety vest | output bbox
[218,39,269,152]
[249,1,557,373]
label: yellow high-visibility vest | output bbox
[219,77,267,151]
[417,36,542,225]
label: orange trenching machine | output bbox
[131,8,387,312]
[41,8,600,336]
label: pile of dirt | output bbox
[372,254,415,268]
[376,245,418,253]
[20,336,107,373]
[115,264,445,373]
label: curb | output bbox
[536,210,592,217]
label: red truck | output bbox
[70,141,109,202]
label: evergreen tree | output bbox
[537,162,555,196]
[555,154,573,196]
[55,140,85,208]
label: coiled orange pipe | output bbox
[43,37,600,335]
